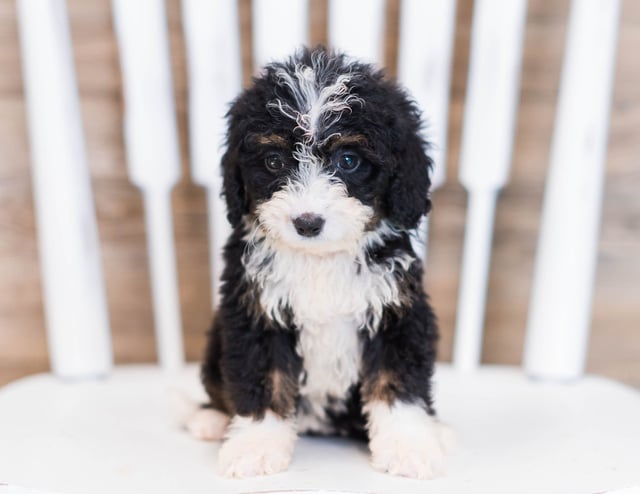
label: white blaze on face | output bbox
[269,58,363,144]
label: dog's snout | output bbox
[293,213,325,238]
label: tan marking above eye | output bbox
[324,133,368,151]
[255,133,289,148]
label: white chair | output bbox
[1,1,638,493]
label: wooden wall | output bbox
[0,0,638,387]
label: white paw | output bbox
[219,436,293,477]
[218,412,297,478]
[370,428,447,479]
[186,408,229,441]
[367,401,451,480]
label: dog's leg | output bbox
[217,365,300,477]
[217,384,299,479]
[361,296,450,479]
[217,363,300,477]
[203,309,302,478]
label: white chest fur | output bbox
[244,237,411,405]
[252,250,371,402]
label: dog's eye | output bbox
[264,153,285,173]
[335,152,361,172]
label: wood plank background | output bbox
[0,0,638,388]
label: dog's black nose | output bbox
[293,213,325,237]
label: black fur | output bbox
[202,46,439,438]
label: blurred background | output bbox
[0,0,638,388]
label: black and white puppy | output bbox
[188,47,449,479]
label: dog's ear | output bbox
[221,147,247,227]
[385,129,433,230]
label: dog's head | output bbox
[222,47,432,255]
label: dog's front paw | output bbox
[367,401,451,480]
[370,429,446,479]
[218,436,293,477]
[218,412,297,478]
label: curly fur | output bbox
[199,47,443,479]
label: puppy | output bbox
[189,47,448,479]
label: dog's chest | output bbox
[246,247,402,401]
[263,253,372,325]
[261,253,368,398]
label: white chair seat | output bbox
[1,364,638,494]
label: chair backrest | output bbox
[15,0,621,381]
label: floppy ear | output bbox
[385,130,433,230]
[221,147,247,228]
